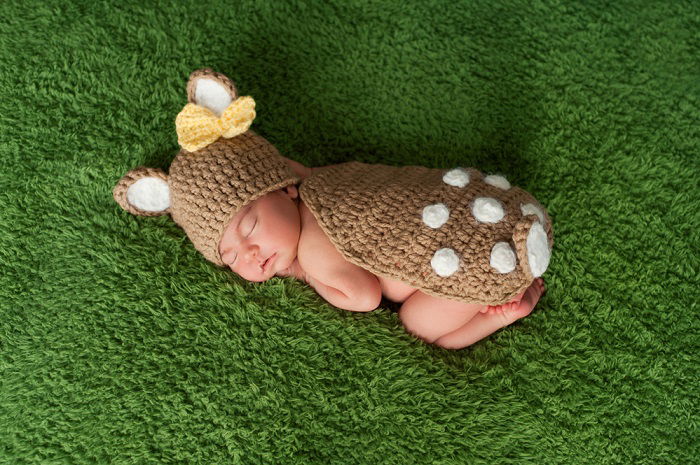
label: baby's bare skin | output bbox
[218,158,545,349]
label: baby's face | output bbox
[218,186,301,282]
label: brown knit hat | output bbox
[113,69,300,266]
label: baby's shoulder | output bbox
[297,201,336,256]
[297,201,356,274]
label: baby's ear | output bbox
[113,167,170,216]
[186,68,238,117]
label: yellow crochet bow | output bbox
[175,96,256,152]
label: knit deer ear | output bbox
[113,167,170,216]
[186,68,239,117]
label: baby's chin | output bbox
[272,252,294,275]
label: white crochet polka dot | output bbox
[490,242,516,273]
[526,222,551,277]
[484,174,511,190]
[431,248,460,277]
[443,168,470,187]
[521,203,545,224]
[422,203,450,228]
[127,177,170,212]
[472,197,505,223]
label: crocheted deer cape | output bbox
[299,162,553,306]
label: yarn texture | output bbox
[114,69,553,302]
[114,69,300,266]
[175,97,256,152]
[299,162,554,305]
[168,131,299,265]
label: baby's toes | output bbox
[486,305,501,315]
[499,302,515,313]
[537,278,546,295]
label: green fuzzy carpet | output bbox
[1,0,698,463]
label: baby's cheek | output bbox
[228,263,250,281]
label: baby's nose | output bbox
[244,246,261,264]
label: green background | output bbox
[1,0,698,463]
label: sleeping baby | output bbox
[114,69,552,349]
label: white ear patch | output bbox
[126,177,170,212]
[526,222,551,277]
[195,78,233,116]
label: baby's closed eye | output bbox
[222,250,237,265]
[240,214,257,237]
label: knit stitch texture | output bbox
[1,1,697,463]
[168,131,299,265]
[113,67,300,266]
[300,162,552,305]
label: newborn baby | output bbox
[114,68,551,350]
[217,159,546,349]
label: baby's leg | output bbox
[434,279,546,349]
[398,291,485,344]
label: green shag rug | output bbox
[1,0,698,463]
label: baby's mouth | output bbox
[262,253,276,273]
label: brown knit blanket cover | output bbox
[299,162,553,306]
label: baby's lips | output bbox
[263,253,277,273]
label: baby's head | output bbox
[218,185,301,282]
[113,68,301,273]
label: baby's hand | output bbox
[282,156,314,180]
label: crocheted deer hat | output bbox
[113,69,300,266]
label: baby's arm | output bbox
[297,205,382,312]
[305,272,380,312]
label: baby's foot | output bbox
[481,290,522,313]
[485,278,546,323]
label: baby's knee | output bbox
[399,305,441,343]
[398,304,444,344]
[399,291,483,344]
